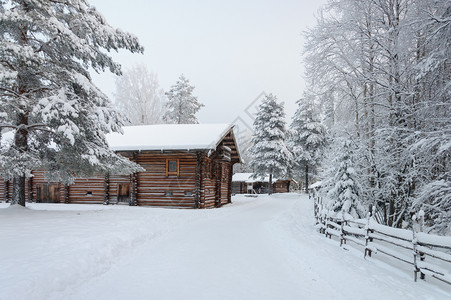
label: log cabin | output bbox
[0,124,241,208]
[231,173,292,194]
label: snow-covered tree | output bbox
[163,74,204,124]
[115,64,167,125]
[304,0,450,230]
[289,95,327,191]
[327,140,365,219]
[249,94,292,194]
[232,128,253,173]
[0,0,144,206]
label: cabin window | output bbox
[166,159,179,176]
[165,191,173,197]
[185,191,193,197]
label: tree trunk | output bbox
[388,199,395,227]
[11,113,28,206]
[268,172,273,195]
[305,165,309,193]
[12,176,26,206]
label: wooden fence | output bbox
[313,196,451,285]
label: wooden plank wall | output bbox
[136,152,197,208]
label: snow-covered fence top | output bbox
[314,196,451,285]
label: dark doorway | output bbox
[36,184,60,203]
[117,183,131,204]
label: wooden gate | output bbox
[36,184,59,203]
[117,183,131,204]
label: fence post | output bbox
[340,211,346,247]
[318,198,326,234]
[412,212,425,282]
[314,195,318,222]
[364,210,373,258]
[325,215,331,238]
[419,210,425,280]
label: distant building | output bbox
[231,173,291,194]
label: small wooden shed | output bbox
[231,173,291,194]
[0,124,241,208]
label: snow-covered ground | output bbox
[0,194,449,300]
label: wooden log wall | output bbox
[31,170,62,203]
[1,146,238,208]
[135,152,197,208]
[231,182,244,194]
[201,155,217,208]
[7,180,12,202]
[107,174,131,204]
[0,179,6,202]
[273,181,290,193]
[67,177,105,204]
[222,161,232,204]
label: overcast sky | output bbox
[89,0,326,125]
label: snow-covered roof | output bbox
[232,173,254,182]
[232,173,286,183]
[308,181,322,189]
[106,124,234,151]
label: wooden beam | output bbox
[130,152,138,206]
[195,151,203,208]
[64,185,69,203]
[28,177,33,203]
[103,173,110,205]
[4,180,8,202]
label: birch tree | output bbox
[304,0,450,232]
[115,64,167,125]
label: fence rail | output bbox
[313,196,451,285]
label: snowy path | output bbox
[1,195,450,300]
[63,195,449,300]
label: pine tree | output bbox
[163,74,204,124]
[289,96,327,191]
[327,139,365,219]
[249,94,292,194]
[0,0,144,206]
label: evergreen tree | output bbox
[163,74,204,124]
[249,94,291,194]
[327,139,365,219]
[0,0,144,206]
[289,96,327,191]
